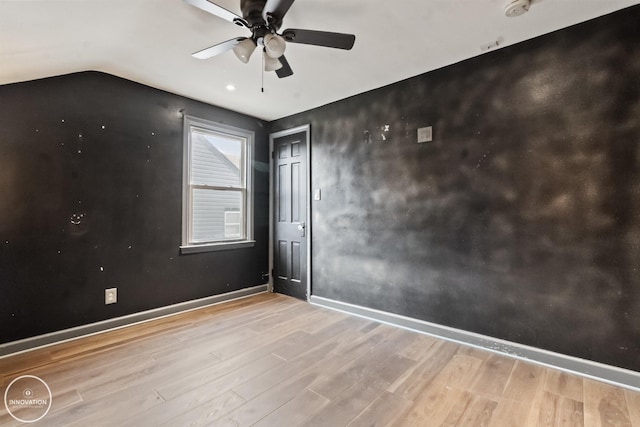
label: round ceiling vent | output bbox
[505,0,530,17]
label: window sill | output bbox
[180,240,256,254]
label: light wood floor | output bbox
[1,292,639,426]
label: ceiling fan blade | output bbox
[184,0,248,27]
[281,29,356,50]
[275,55,293,78]
[192,37,246,59]
[262,0,295,25]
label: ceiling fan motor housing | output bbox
[504,0,530,17]
[241,0,279,27]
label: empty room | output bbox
[1,0,640,425]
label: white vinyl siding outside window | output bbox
[224,210,242,238]
[181,116,254,253]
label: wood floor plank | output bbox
[166,320,260,355]
[559,396,584,427]
[302,378,385,427]
[156,353,285,401]
[332,326,393,361]
[0,412,33,427]
[168,294,291,342]
[489,398,532,427]
[302,311,359,335]
[396,333,439,361]
[584,380,633,427]
[310,329,413,400]
[14,334,185,396]
[0,388,83,427]
[389,340,461,400]
[46,389,84,415]
[210,326,309,362]
[358,320,381,334]
[439,390,476,426]
[431,353,484,390]
[211,307,331,361]
[538,391,561,427]
[378,354,418,385]
[127,384,246,426]
[218,372,323,426]
[233,341,339,401]
[20,352,157,398]
[456,395,499,427]
[252,389,330,427]
[0,349,54,378]
[46,386,164,427]
[156,391,246,427]
[487,361,546,427]
[311,366,380,403]
[271,331,325,361]
[469,353,516,398]
[503,360,546,402]
[2,293,639,427]
[394,381,467,427]
[248,301,319,333]
[311,315,373,344]
[47,316,190,361]
[458,345,495,361]
[221,332,359,425]
[77,349,218,401]
[625,389,640,426]
[545,369,584,402]
[524,366,550,426]
[347,390,412,427]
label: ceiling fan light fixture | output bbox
[232,38,256,63]
[183,0,356,79]
[264,33,286,59]
[264,52,283,71]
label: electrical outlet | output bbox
[417,126,433,143]
[105,288,117,305]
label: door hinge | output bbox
[271,151,275,159]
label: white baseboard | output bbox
[310,295,640,392]
[0,285,268,358]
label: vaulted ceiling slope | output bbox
[1,0,638,121]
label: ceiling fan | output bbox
[184,0,356,78]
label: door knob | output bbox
[297,222,306,237]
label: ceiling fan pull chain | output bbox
[261,53,265,93]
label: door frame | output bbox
[268,124,311,300]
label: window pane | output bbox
[192,189,244,242]
[182,116,253,249]
[191,130,242,187]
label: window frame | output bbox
[180,115,255,254]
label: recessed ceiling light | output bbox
[226,84,237,91]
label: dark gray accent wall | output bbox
[272,6,640,371]
[0,71,269,344]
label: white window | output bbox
[181,116,254,253]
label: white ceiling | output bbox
[1,0,638,121]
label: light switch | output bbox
[417,126,433,143]
[314,188,321,201]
